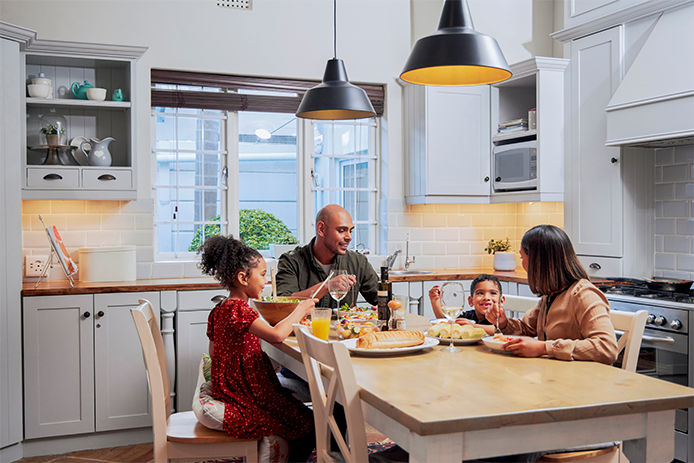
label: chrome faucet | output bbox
[385,249,401,270]
[404,234,416,271]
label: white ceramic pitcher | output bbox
[82,137,115,166]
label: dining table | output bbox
[261,314,694,462]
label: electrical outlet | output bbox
[25,255,49,277]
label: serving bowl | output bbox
[28,83,50,98]
[251,297,305,325]
[86,87,107,101]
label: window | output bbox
[151,71,385,260]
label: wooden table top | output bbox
[274,315,694,437]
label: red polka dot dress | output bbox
[206,298,314,440]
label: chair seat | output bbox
[167,411,256,445]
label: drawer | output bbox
[82,169,132,190]
[577,255,622,278]
[26,167,79,189]
[178,289,227,311]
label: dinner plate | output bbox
[70,136,90,166]
[342,336,439,356]
[432,336,483,345]
[481,335,523,354]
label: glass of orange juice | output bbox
[311,308,332,340]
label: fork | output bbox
[493,302,502,335]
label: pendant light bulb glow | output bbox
[400,0,511,86]
[296,0,376,120]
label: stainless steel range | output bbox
[601,282,694,463]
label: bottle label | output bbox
[377,291,390,331]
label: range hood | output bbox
[605,3,694,147]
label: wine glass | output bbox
[328,270,350,320]
[440,282,465,352]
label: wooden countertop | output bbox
[22,277,223,296]
[388,267,528,283]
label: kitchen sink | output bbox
[389,270,433,275]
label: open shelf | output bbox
[493,129,537,143]
[27,97,131,109]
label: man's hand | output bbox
[503,337,547,357]
[330,273,356,292]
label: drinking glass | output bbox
[311,308,332,340]
[328,270,351,320]
[440,282,465,352]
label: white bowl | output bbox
[31,77,52,86]
[86,87,107,101]
[27,84,50,98]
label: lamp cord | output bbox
[333,0,337,59]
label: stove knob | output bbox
[654,316,666,326]
[670,320,683,330]
[647,314,655,324]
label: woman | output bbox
[488,224,618,364]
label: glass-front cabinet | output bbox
[21,41,146,199]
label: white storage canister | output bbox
[78,245,136,282]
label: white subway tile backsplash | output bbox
[662,165,690,182]
[136,263,153,279]
[655,235,663,252]
[677,218,694,235]
[664,235,690,253]
[151,262,184,279]
[421,242,447,255]
[675,182,694,199]
[434,229,459,241]
[135,214,154,230]
[655,184,675,201]
[85,230,122,246]
[674,144,694,163]
[655,149,675,166]
[678,254,694,272]
[655,253,676,269]
[655,166,662,182]
[660,270,693,280]
[655,219,676,234]
[662,201,690,217]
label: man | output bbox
[276,204,379,308]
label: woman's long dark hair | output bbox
[521,225,588,296]
[197,235,262,290]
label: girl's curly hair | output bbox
[198,235,262,289]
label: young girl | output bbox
[198,235,317,461]
[486,225,618,364]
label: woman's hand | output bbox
[485,301,508,329]
[429,286,441,303]
[503,337,547,357]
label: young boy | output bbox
[429,274,504,331]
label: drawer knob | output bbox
[610,157,618,164]
[43,173,63,180]
[83,311,90,318]
[484,176,490,182]
[97,174,116,181]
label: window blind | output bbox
[151,69,385,116]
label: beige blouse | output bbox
[504,279,618,364]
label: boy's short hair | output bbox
[470,274,503,297]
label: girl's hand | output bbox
[485,301,508,328]
[429,286,441,303]
[503,337,547,357]
[298,298,317,317]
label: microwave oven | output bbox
[493,140,537,192]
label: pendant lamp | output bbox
[400,0,512,86]
[296,0,376,120]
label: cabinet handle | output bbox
[484,176,490,182]
[610,157,618,164]
[589,262,602,270]
[43,173,63,180]
[83,311,91,318]
[97,174,116,181]
[97,311,105,317]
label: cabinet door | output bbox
[176,310,212,412]
[23,295,94,438]
[93,292,160,431]
[566,27,623,257]
[426,86,490,196]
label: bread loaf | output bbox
[356,330,425,349]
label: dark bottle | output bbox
[377,266,392,331]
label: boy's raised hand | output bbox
[429,285,441,303]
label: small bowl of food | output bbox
[337,319,380,340]
[251,296,305,326]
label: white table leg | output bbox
[408,432,462,463]
[623,410,674,463]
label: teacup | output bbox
[27,83,50,98]
[86,87,107,101]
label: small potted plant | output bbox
[485,238,516,271]
[41,123,65,146]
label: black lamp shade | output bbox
[400,0,511,86]
[296,58,376,120]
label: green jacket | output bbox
[276,238,379,308]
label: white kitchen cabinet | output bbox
[404,85,491,204]
[21,40,146,200]
[561,0,689,32]
[23,292,160,439]
[175,289,224,412]
[490,57,569,203]
[0,31,25,454]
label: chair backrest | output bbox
[504,294,540,317]
[610,309,648,372]
[294,325,368,463]
[131,299,172,455]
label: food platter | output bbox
[342,336,439,356]
[481,334,523,354]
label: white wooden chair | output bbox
[294,325,405,463]
[131,299,258,463]
[503,294,540,318]
[539,309,648,463]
